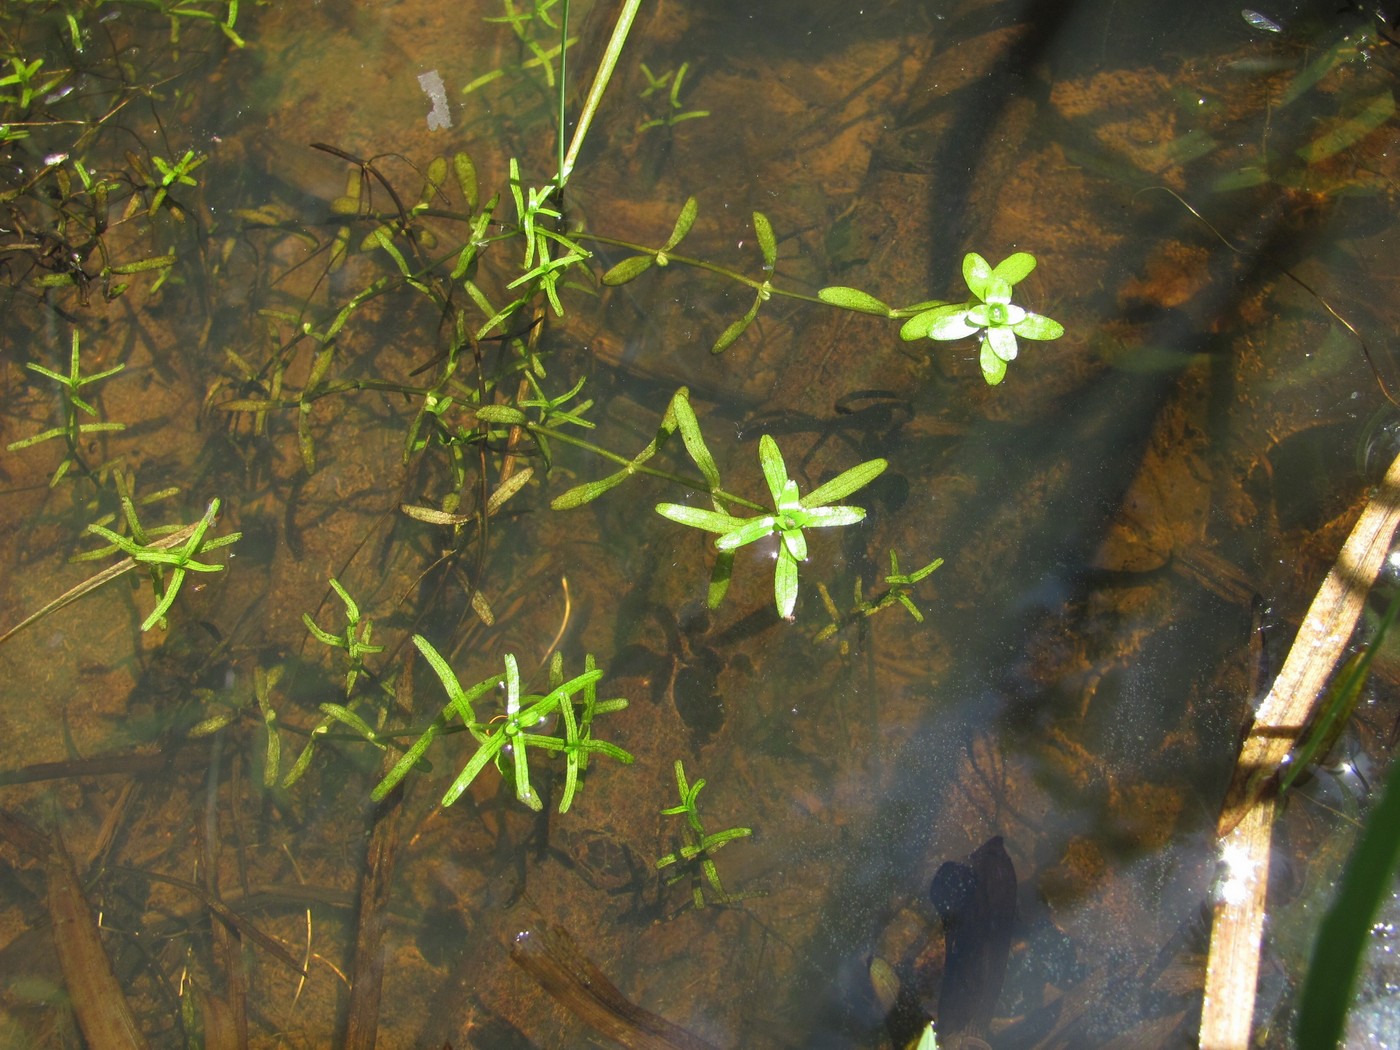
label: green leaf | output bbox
[803,457,886,507]
[1297,734,1400,1048]
[708,550,734,608]
[552,470,630,509]
[602,254,655,285]
[1012,313,1065,341]
[671,390,721,491]
[715,515,779,550]
[980,341,1008,385]
[476,404,529,425]
[657,504,747,534]
[928,309,980,341]
[753,211,777,270]
[711,312,753,354]
[780,525,807,562]
[901,303,969,341]
[817,286,891,315]
[454,151,478,210]
[1299,89,1394,164]
[991,251,1037,285]
[801,506,866,529]
[774,545,799,619]
[108,254,176,275]
[663,196,698,251]
[442,732,507,807]
[758,435,790,507]
[963,252,993,300]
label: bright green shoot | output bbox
[373,639,632,813]
[7,330,126,485]
[84,498,241,631]
[815,549,944,647]
[658,434,886,619]
[149,148,206,216]
[637,61,709,132]
[656,760,753,909]
[303,579,385,697]
[900,252,1064,385]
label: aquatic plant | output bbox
[302,579,386,697]
[658,434,886,620]
[370,640,632,813]
[6,330,126,485]
[814,549,945,646]
[656,759,753,908]
[83,498,241,632]
[900,251,1064,385]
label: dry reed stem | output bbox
[1200,448,1400,1048]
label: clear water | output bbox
[1,0,1398,1046]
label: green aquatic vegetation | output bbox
[371,640,632,813]
[814,549,944,646]
[0,54,63,111]
[146,148,206,217]
[302,579,386,698]
[83,498,241,632]
[659,434,886,620]
[6,330,126,485]
[637,61,710,132]
[900,251,1064,385]
[656,760,753,909]
[549,388,884,620]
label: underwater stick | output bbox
[1201,446,1400,1048]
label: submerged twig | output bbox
[0,809,149,1050]
[1201,447,1400,1048]
[511,923,720,1050]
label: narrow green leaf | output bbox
[442,734,507,807]
[708,550,734,608]
[454,151,478,210]
[804,458,887,507]
[1297,744,1400,1048]
[715,515,778,550]
[711,314,752,354]
[602,254,655,285]
[671,391,720,490]
[109,254,176,274]
[817,286,891,315]
[663,196,699,251]
[802,506,865,529]
[758,435,790,506]
[713,294,765,355]
[476,404,529,425]
[753,211,777,269]
[774,546,799,619]
[657,503,747,534]
[1299,90,1394,164]
[551,470,631,509]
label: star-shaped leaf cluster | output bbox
[900,252,1064,385]
[658,434,886,619]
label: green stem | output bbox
[528,423,767,512]
[558,0,643,187]
[575,230,830,307]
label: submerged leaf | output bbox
[753,211,777,269]
[602,254,655,285]
[818,286,891,315]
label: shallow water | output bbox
[1,0,1399,1046]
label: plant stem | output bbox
[528,423,767,512]
[558,0,643,188]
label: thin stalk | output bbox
[528,423,768,512]
[558,0,642,187]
